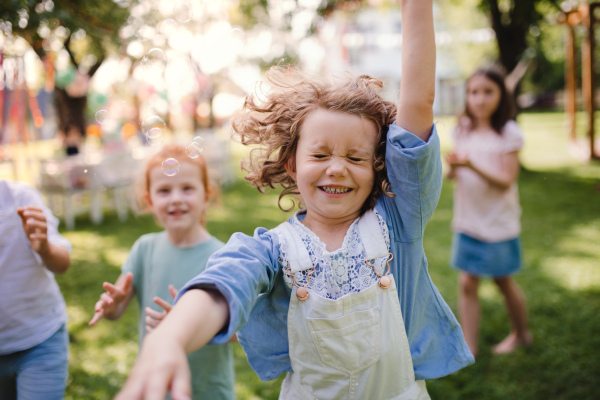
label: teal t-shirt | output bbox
[122,231,235,400]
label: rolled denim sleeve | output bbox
[176,228,280,344]
[384,122,442,242]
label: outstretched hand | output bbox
[145,285,179,334]
[17,206,49,254]
[115,332,192,400]
[89,272,134,326]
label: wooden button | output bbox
[379,276,391,289]
[296,287,309,301]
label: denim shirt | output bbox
[177,123,475,381]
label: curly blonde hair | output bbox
[232,66,397,214]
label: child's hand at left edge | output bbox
[145,284,179,333]
[17,206,49,255]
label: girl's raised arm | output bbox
[396,0,435,140]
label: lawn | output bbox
[17,111,600,399]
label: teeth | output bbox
[322,186,350,194]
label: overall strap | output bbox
[357,209,389,261]
[276,222,313,273]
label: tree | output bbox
[0,0,132,137]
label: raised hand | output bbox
[89,272,134,326]
[145,284,179,334]
[17,206,49,254]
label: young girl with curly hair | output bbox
[116,1,473,399]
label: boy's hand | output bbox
[89,272,134,326]
[145,285,179,333]
[17,206,49,255]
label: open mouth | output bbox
[169,210,187,216]
[320,186,351,194]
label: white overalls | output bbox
[275,210,430,400]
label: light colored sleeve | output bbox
[502,120,524,153]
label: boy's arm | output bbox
[116,288,229,400]
[17,206,70,274]
[396,0,435,141]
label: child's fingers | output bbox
[153,296,173,312]
[89,310,104,326]
[168,285,179,299]
[145,315,161,329]
[169,364,192,400]
[145,306,166,320]
[102,282,122,297]
[145,325,153,334]
[122,272,134,292]
[100,292,114,305]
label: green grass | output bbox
[37,111,600,399]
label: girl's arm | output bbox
[89,272,135,325]
[448,151,520,189]
[115,288,229,400]
[396,0,435,141]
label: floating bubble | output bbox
[141,48,167,72]
[161,158,180,176]
[192,135,206,150]
[146,127,165,146]
[159,18,177,36]
[185,142,203,159]
[142,115,166,134]
[95,110,109,124]
[230,27,246,47]
[173,2,192,23]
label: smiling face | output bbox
[466,74,502,124]
[146,161,209,235]
[286,108,378,226]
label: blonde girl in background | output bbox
[89,144,235,400]
[446,66,533,358]
[116,1,473,399]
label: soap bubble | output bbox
[141,48,167,72]
[185,142,202,159]
[192,135,206,150]
[142,115,166,133]
[146,128,164,146]
[173,2,192,23]
[95,110,108,124]
[159,18,177,36]
[161,158,180,176]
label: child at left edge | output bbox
[88,144,235,400]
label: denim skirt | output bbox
[451,232,522,278]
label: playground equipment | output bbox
[559,1,600,160]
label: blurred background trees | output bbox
[0,0,589,146]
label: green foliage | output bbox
[56,112,600,399]
[0,0,132,57]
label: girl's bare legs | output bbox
[492,276,533,354]
[459,272,480,358]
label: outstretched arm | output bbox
[115,288,229,400]
[396,0,436,141]
[17,206,70,274]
